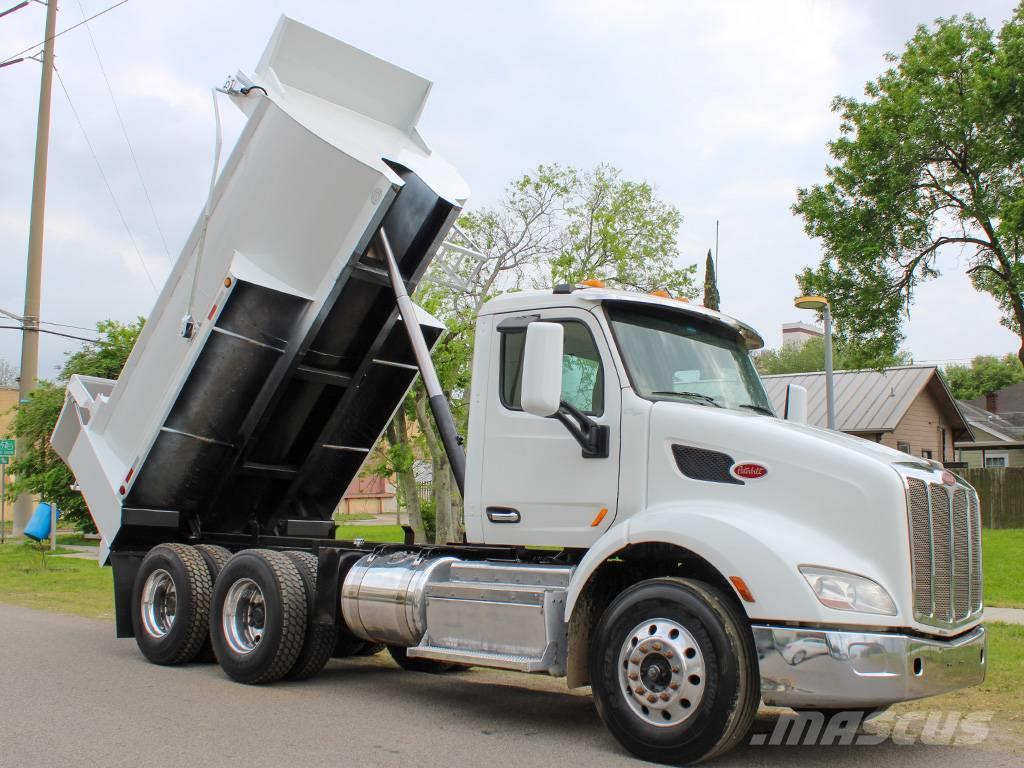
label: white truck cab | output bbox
[51,17,986,765]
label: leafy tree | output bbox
[754,337,909,375]
[942,353,1024,400]
[549,164,695,295]
[5,319,144,531]
[703,249,720,311]
[793,5,1024,364]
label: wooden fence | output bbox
[959,467,1024,528]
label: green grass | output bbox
[0,541,112,620]
[336,524,404,542]
[893,622,1024,736]
[56,533,100,547]
[333,512,377,523]
[983,529,1024,608]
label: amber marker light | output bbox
[580,279,606,288]
[590,507,608,527]
[729,576,755,603]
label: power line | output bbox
[74,0,171,261]
[0,2,29,22]
[0,325,98,343]
[1,0,129,64]
[39,318,99,332]
[53,64,158,292]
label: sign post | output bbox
[0,439,14,545]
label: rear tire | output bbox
[210,549,307,684]
[283,551,338,680]
[131,543,212,666]
[193,545,231,663]
[387,645,456,674]
[589,577,759,765]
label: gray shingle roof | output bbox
[761,365,963,434]
[957,400,1024,441]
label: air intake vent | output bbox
[906,476,983,628]
[671,445,742,485]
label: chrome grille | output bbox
[906,477,983,627]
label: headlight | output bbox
[799,566,897,616]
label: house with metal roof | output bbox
[761,365,972,465]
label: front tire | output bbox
[589,577,759,765]
[210,549,307,684]
[131,543,213,666]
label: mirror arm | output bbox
[551,400,610,459]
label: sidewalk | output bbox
[985,606,1024,625]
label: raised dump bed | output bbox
[52,17,469,562]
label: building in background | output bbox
[781,322,823,348]
[762,365,972,463]
[955,396,1024,468]
[0,387,17,437]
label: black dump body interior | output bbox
[117,164,457,552]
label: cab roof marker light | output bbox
[580,279,606,288]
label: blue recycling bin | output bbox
[24,502,58,541]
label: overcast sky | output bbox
[1,0,1019,379]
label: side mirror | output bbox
[784,383,808,425]
[521,322,564,417]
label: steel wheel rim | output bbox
[222,578,266,655]
[141,568,177,638]
[618,618,707,727]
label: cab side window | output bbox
[500,320,604,416]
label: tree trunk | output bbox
[387,412,425,544]
[414,389,454,544]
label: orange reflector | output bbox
[649,289,671,298]
[590,507,608,527]
[729,576,755,603]
[581,279,606,288]
[224,277,233,288]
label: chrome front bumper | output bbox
[754,624,986,708]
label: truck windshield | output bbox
[606,303,774,415]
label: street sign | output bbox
[0,456,8,465]
[0,439,14,456]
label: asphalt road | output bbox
[0,603,1018,768]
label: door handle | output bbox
[486,507,521,523]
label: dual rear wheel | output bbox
[131,545,335,684]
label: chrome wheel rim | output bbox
[618,618,707,727]
[222,578,266,655]
[141,568,177,638]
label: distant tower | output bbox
[703,249,720,311]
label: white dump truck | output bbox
[52,17,986,765]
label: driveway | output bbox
[0,603,1018,768]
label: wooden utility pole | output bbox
[13,0,58,536]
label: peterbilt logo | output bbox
[733,463,768,480]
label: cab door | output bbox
[478,307,620,547]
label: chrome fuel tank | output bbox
[340,551,459,646]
